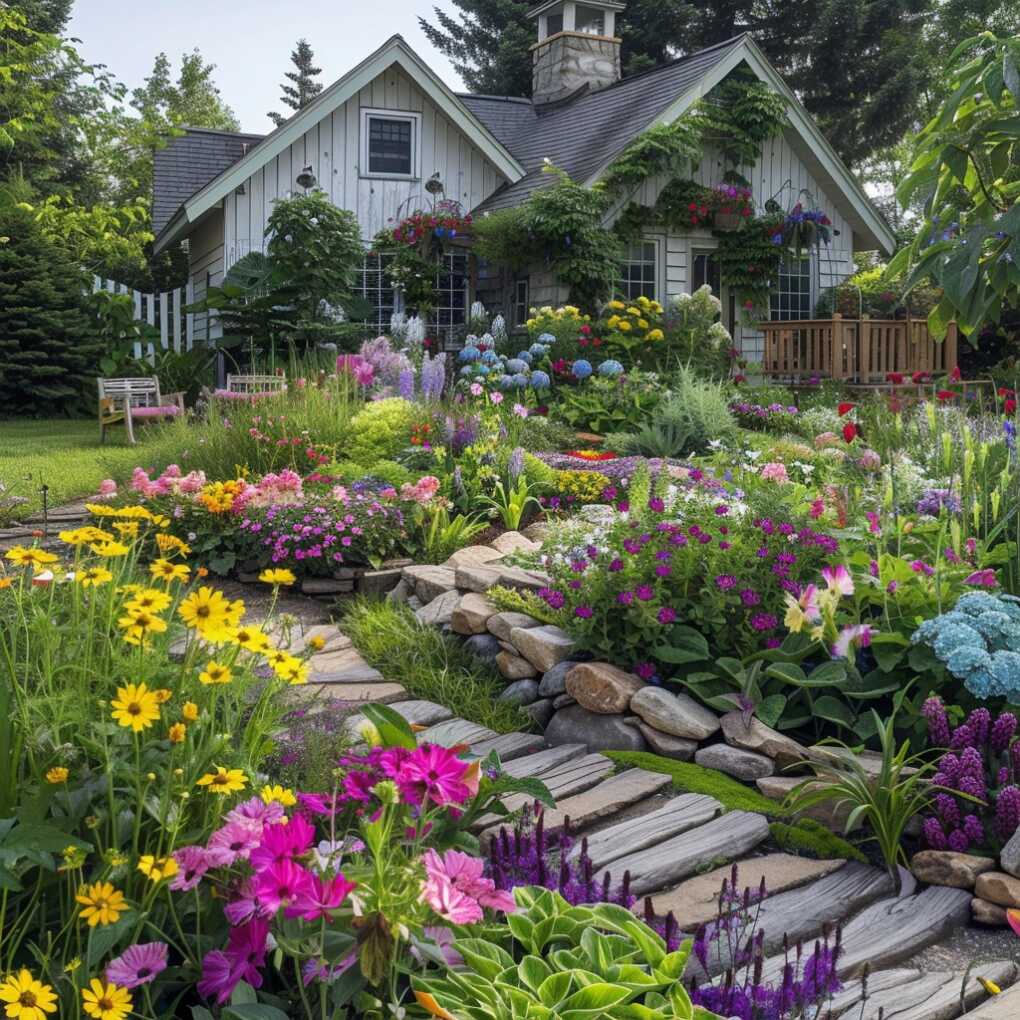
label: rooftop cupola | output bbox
[529,0,625,107]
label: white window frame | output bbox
[617,238,660,301]
[769,255,814,322]
[357,251,398,328]
[360,109,421,180]
[430,251,471,333]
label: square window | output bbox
[362,110,419,177]
[770,257,812,321]
[617,241,658,301]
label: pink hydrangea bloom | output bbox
[759,462,789,483]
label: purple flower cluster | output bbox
[729,401,800,432]
[916,488,962,516]
[922,696,1020,850]
[443,414,480,456]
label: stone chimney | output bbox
[530,0,625,107]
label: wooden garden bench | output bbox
[211,374,287,401]
[98,376,184,445]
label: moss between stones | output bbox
[768,819,866,863]
[605,751,790,818]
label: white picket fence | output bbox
[92,276,198,362]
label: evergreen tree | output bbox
[0,204,101,414]
[268,40,323,127]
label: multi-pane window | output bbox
[770,257,813,320]
[362,111,418,177]
[618,241,657,300]
[431,252,470,333]
[691,250,721,295]
[357,253,396,328]
[513,277,530,327]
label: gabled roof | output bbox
[153,35,527,254]
[153,128,264,236]
[465,35,895,253]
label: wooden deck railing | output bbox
[760,314,958,384]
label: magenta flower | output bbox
[207,820,262,867]
[634,662,656,680]
[617,591,634,606]
[831,624,874,660]
[170,846,209,891]
[965,568,998,587]
[635,585,654,601]
[105,942,168,988]
[421,849,516,925]
[575,605,593,618]
[608,558,624,571]
[400,744,474,807]
[254,859,316,914]
[657,607,677,624]
[198,918,270,1004]
[249,812,315,872]
[821,563,854,596]
[714,574,736,589]
[226,796,285,829]
[224,879,269,925]
[286,873,356,922]
[648,497,665,512]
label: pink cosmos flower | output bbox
[226,796,286,829]
[821,564,854,597]
[832,624,874,660]
[399,745,474,807]
[421,848,516,925]
[105,942,168,988]
[512,403,529,418]
[170,846,210,891]
[207,820,262,867]
[224,878,270,925]
[254,859,316,914]
[248,812,315,872]
[198,918,269,1004]
[285,872,356,921]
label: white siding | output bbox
[611,129,857,361]
[188,211,225,343]
[223,64,509,269]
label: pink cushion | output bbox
[131,404,180,418]
[213,389,279,400]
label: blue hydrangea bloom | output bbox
[932,622,985,659]
[516,350,533,364]
[505,358,528,374]
[530,370,550,390]
[988,651,1020,697]
[529,343,548,358]
[475,363,490,376]
[458,345,480,362]
[481,349,499,364]
[945,645,993,678]
[497,374,514,389]
[459,365,474,378]
[511,373,530,388]
[598,359,624,377]
[572,359,593,380]
[538,332,555,344]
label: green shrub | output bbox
[328,458,414,488]
[342,598,527,732]
[487,585,565,625]
[768,819,866,863]
[605,751,789,817]
[344,397,417,463]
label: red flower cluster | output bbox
[686,201,711,227]
[1000,386,1017,415]
[391,210,472,247]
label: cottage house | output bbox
[152,1,896,361]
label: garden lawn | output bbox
[0,418,174,521]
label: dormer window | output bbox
[546,12,563,34]
[361,109,421,179]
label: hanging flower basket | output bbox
[713,211,744,231]
[710,184,754,232]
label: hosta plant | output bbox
[412,886,721,1020]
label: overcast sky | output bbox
[68,0,465,134]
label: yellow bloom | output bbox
[179,586,234,637]
[90,540,130,558]
[618,320,632,332]
[182,701,199,722]
[626,306,640,316]
[307,634,326,652]
[608,300,625,310]
[137,854,178,882]
[0,968,58,1020]
[783,597,807,634]
[77,566,113,588]
[155,532,191,557]
[197,766,248,794]
[646,328,664,341]
[45,766,68,784]
[110,683,161,732]
[117,607,168,646]
[75,881,127,927]
[168,722,187,743]
[5,546,58,569]
[0,577,12,589]
[81,979,132,1020]
[60,527,114,546]
[150,559,190,583]
[124,588,172,613]
[279,659,309,685]
[637,318,649,330]
[259,567,296,586]
[112,521,139,539]
[261,784,297,807]
[153,688,173,703]
[230,624,271,653]
[199,661,233,685]
[265,648,295,671]
[606,315,620,328]
[977,977,1001,996]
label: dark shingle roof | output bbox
[460,35,746,213]
[153,128,264,236]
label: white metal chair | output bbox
[97,377,185,445]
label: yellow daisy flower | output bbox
[90,540,130,558]
[150,558,190,583]
[153,688,173,703]
[258,567,296,586]
[81,979,132,1020]
[45,766,68,784]
[199,661,232,685]
[307,634,326,652]
[168,722,187,743]
[137,854,178,882]
[5,546,58,569]
[117,607,168,645]
[75,881,127,927]
[197,767,248,794]
[279,659,309,685]
[261,784,297,807]
[77,566,113,588]
[124,588,172,613]
[0,969,58,1020]
[179,586,233,636]
[155,532,191,557]
[110,683,161,732]
[112,521,140,539]
[230,624,270,653]
[59,527,114,546]
[182,701,199,721]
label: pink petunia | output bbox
[421,848,516,923]
[821,564,854,597]
[170,846,210,891]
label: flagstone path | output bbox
[279,618,1018,1020]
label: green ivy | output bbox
[598,119,702,196]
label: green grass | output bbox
[605,751,791,818]
[768,819,866,863]
[342,597,529,734]
[0,419,177,521]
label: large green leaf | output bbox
[360,703,417,750]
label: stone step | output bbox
[417,718,497,748]
[959,980,1020,1018]
[386,700,454,727]
[478,767,672,847]
[312,665,385,684]
[278,623,351,656]
[501,744,587,778]
[594,811,771,897]
[824,961,1018,1020]
[308,646,372,675]
[571,794,721,871]
[293,682,406,706]
[760,885,973,984]
[644,854,846,931]
[470,732,546,763]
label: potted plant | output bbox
[711,183,754,230]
